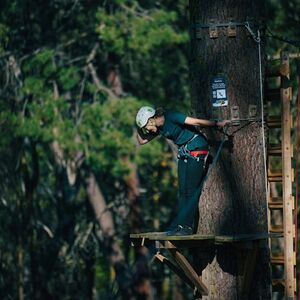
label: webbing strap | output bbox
[201,126,228,185]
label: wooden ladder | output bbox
[266,50,296,299]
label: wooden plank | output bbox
[268,197,283,209]
[167,241,208,296]
[267,169,282,182]
[269,224,283,234]
[130,231,168,238]
[280,50,295,298]
[155,253,196,289]
[215,233,278,243]
[148,234,215,241]
[271,252,284,264]
[130,233,281,243]
[267,144,282,156]
[272,279,285,292]
[267,52,300,60]
[266,116,281,128]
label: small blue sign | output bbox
[211,76,228,107]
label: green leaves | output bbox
[96,5,188,56]
[58,66,81,91]
[79,97,141,176]
[0,23,8,54]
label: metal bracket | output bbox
[209,20,218,38]
[248,105,257,121]
[227,20,237,37]
[230,106,240,125]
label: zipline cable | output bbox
[257,29,269,209]
[245,24,269,211]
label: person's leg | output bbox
[165,158,189,235]
[177,158,187,213]
[167,157,205,235]
[180,157,205,228]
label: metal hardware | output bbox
[248,105,257,121]
[209,20,218,38]
[230,106,240,125]
[227,21,237,37]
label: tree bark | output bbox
[189,1,270,299]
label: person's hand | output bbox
[216,120,231,127]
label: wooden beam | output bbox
[155,253,196,289]
[166,241,209,296]
[281,50,295,298]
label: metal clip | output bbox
[209,20,218,38]
[230,106,240,126]
[227,20,237,37]
[248,105,257,121]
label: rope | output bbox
[266,27,300,48]
[257,30,269,208]
[244,24,268,204]
[245,22,261,43]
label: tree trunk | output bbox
[189,1,270,299]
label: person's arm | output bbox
[136,128,158,145]
[184,117,230,127]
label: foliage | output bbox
[0,0,190,299]
[0,0,299,299]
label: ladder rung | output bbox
[268,170,282,182]
[266,63,289,78]
[271,253,284,264]
[269,224,283,233]
[267,116,281,128]
[265,88,281,102]
[267,144,282,156]
[268,197,283,209]
[268,177,282,182]
[272,279,285,291]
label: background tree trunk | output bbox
[189,1,270,299]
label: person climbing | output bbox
[136,106,230,235]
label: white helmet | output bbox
[136,106,156,128]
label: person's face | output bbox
[143,118,157,134]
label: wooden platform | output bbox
[130,232,282,246]
[130,232,282,297]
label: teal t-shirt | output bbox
[158,111,207,148]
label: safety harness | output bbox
[178,134,209,163]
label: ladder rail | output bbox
[266,50,296,298]
[280,51,295,298]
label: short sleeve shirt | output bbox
[158,111,204,146]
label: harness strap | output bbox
[189,150,209,157]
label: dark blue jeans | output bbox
[177,155,206,228]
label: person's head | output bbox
[136,106,163,134]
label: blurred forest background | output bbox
[0,0,299,299]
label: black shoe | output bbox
[166,225,193,236]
